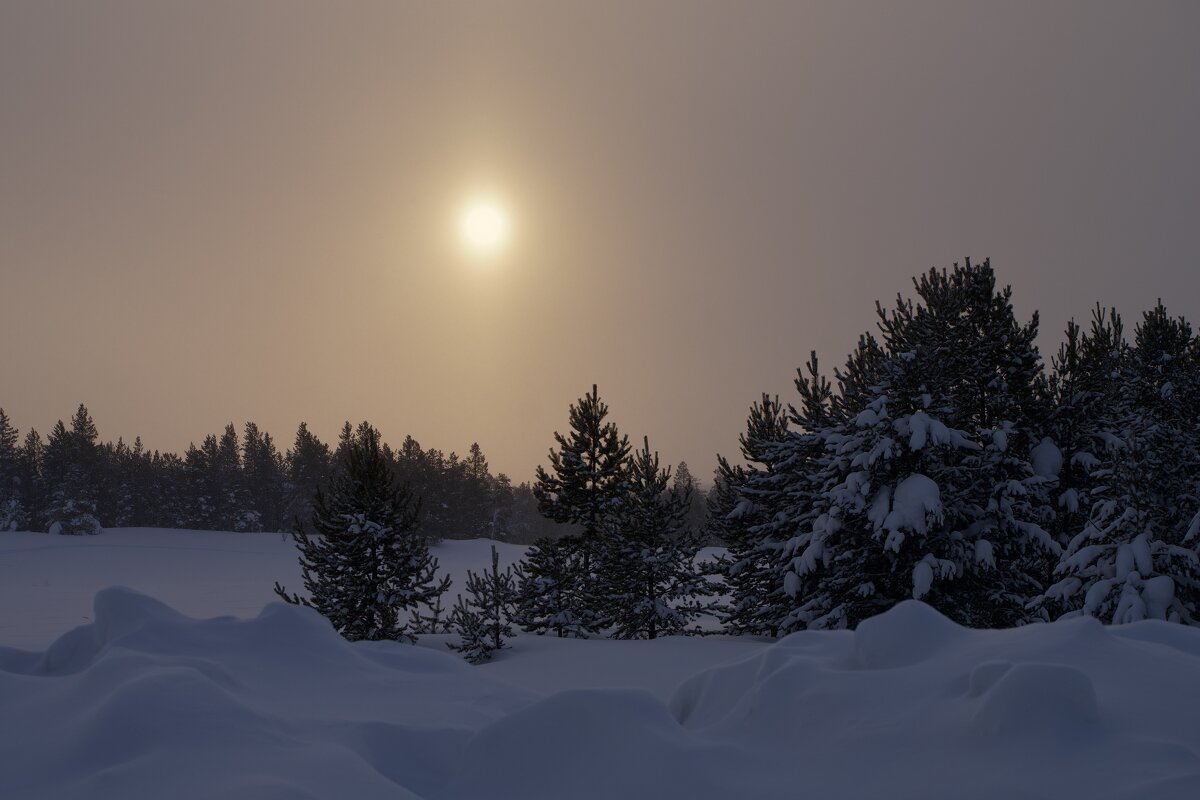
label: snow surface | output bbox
[3,529,1200,799]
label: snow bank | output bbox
[670,605,1200,799]
[3,531,1200,798]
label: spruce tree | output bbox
[448,545,521,663]
[274,423,450,642]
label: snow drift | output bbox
[3,587,1200,799]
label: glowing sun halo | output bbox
[458,198,510,257]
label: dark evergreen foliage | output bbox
[514,536,591,638]
[0,409,558,541]
[1037,302,1200,622]
[533,384,632,632]
[722,258,1200,633]
[41,405,102,535]
[600,437,712,639]
[534,384,631,551]
[0,409,23,531]
[274,423,449,642]
[448,545,521,662]
[708,392,792,635]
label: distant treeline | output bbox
[0,412,705,542]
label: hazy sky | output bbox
[2,1,1198,482]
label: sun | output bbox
[458,197,510,257]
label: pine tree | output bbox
[448,545,521,663]
[535,384,631,552]
[777,260,1058,630]
[514,536,590,637]
[710,391,794,635]
[533,385,631,630]
[18,429,44,530]
[460,442,496,537]
[671,461,706,535]
[285,422,332,534]
[182,439,216,529]
[410,591,451,635]
[1039,302,1200,623]
[214,423,254,530]
[274,423,450,642]
[42,405,102,535]
[0,409,24,531]
[242,421,286,531]
[601,437,711,639]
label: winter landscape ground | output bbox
[2,528,1199,799]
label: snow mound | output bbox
[853,599,963,669]
[4,580,1200,799]
[441,689,762,799]
[970,662,1099,736]
[0,588,532,800]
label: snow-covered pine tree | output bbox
[274,423,450,642]
[744,340,888,634]
[1029,309,1126,568]
[1039,302,1200,623]
[601,437,712,639]
[0,409,24,531]
[448,545,521,662]
[780,260,1058,629]
[514,536,591,637]
[534,384,631,630]
[709,391,793,635]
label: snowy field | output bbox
[2,529,1200,799]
